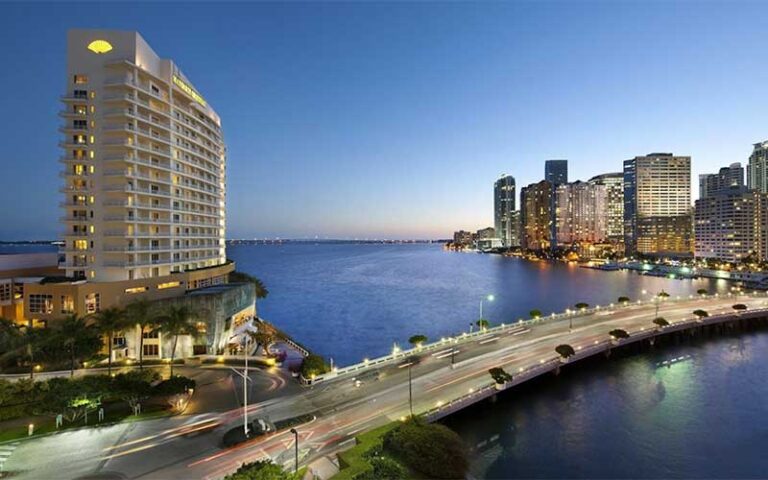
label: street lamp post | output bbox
[408,363,414,417]
[229,335,253,437]
[289,428,299,473]
[244,334,249,436]
[479,294,495,321]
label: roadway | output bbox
[4,294,767,479]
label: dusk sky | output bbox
[1,1,768,240]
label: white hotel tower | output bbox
[61,30,227,282]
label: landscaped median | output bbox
[334,417,468,480]
[0,371,196,443]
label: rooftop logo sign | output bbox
[173,75,207,107]
[87,40,113,54]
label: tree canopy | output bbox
[382,417,468,479]
[609,328,630,339]
[555,344,576,358]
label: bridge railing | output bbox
[423,306,768,420]
[311,291,768,385]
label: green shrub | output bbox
[300,354,329,379]
[353,457,407,480]
[383,418,468,479]
[224,460,299,480]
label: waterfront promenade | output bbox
[4,293,768,479]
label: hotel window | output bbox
[74,105,87,115]
[143,329,159,339]
[73,89,87,99]
[0,282,11,303]
[143,344,159,356]
[73,120,87,130]
[73,135,87,145]
[74,240,87,250]
[84,293,99,313]
[157,281,181,290]
[124,286,148,294]
[73,164,85,176]
[28,294,53,314]
[61,295,75,314]
[74,75,88,84]
[73,149,86,159]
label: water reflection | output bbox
[444,332,768,479]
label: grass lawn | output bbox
[0,406,171,444]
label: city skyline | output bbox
[4,3,768,240]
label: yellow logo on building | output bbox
[87,40,113,54]
[173,75,207,107]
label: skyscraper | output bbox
[699,163,744,199]
[694,187,768,262]
[11,29,255,361]
[61,29,227,282]
[545,160,568,185]
[494,175,518,247]
[555,181,607,245]
[588,172,624,242]
[520,180,554,251]
[623,153,692,256]
[747,141,768,193]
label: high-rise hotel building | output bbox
[0,30,254,359]
[61,29,226,281]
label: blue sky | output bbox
[1,1,767,240]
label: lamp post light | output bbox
[289,428,299,473]
[479,294,495,321]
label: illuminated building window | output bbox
[89,165,95,174]
[74,240,87,250]
[125,286,149,294]
[0,282,11,303]
[74,75,88,84]
[28,294,53,314]
[89,151,95,159]
[89,225,95,234]
[84,293,99,313]
[61,295,75,314]
[157,281,181,290]
[89,135,95,144]
[143,344,159,356]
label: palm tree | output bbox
[617,296,630,304]
[229,271,269,301]
[154,305,200,376]
[55,314,101,377]
[124,299,156,370]
[92,307,129,376]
